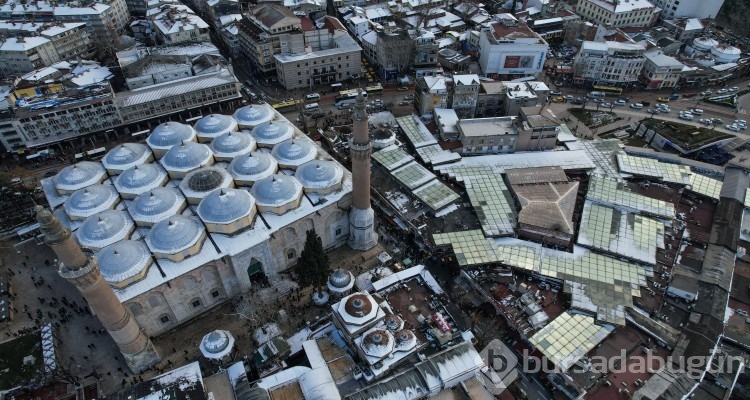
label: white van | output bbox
[305,93,320,101]
[303,103,319,111]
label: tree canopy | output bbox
[295,229,330,291]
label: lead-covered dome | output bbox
[197,188,257,234]
[101,143,153,175]
[55,161,106,194]
[160,142,214,179]
[249,174,303,214]
[114,163,168,199]
[146,216,206,262]
[179,166,234,205]
[194,114,239,142]
[97,240,153,289]
[328,268,354,294]
[130,187,186,227]
[199,330,235,360]
[394,329,417,352]
[63,184,120,220]
[147,122,197,158]
[361,329,394,359]
[271,139,316,169]
[210,130,256,161]
[295,160,343,195]
[250,121,294,147]
[233,104,274,128]
[228,152,278,186]
[75,210,135,251]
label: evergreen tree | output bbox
[295,229,330,292]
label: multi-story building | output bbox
[651,0,723,20]
[475,81,506,118]
[503,81,541,117]
[575,0,658,28]
[204,0,240,28]
[450,74,480,119]
[641,49,683,89]
[516,106,559,151]
[413,29,439,77]
[0,0,131,43]
[662,18,704,42]
[0,37,60,77]
[374,24,414,82]
[456,117,519,155]
[573,41,646,88]
[477,15,549,80]
[148,4,211,45]
[414,75,449,116]
[237,4,303,78]
[274,17,362,90]
[0,22,92,61]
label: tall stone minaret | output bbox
[34,206,160,373]
[348,90,378,250]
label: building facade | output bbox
[0,37,60,77]
[641,49,683,89]
[237,4,303,77]
[457,117,519,155]
[651,0,724,20]
[573,41,646,88]
[575,0,658,28]
[450,74,480,119]
[477,16,549,80]
[414,75,449,116]
[150,5,211,45]
[274,17,362,90]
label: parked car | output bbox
[618,97,630,103]
[712,118,724,124]
[700,90,712,96]
[717,89,728,94]
[657,96,670,102]
[730,86,739,92]
[615,100,626,106]
[698,118,712,125]
[679,113,693,121]
[735,119,747,127]
[564,95,574,100]
[404,95,414,100]
[549,91,562,95]
[551,96,565,103]
[397,86,409,91]
[726,124,741,132]
[630,103,643,109]
[669,94,680,100]
[691,109,703,115]
[600,102,612,108]
[641,101,651,107]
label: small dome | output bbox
[197,188,256,225]
[250,174,303,213]
[344,293,374,319]
[146,216,205,257]
[194,114,239,142]
[203,330,230,353]
[130,187,186,226]
[329,268,353,289]
[210,130,256,160]
[160,142,213,175]
[250,121,294,146]
[179,167,234,204]
[147,122,196,154]
[63,184,119,220]
[55,161,106,193]
[98,240,152,288]
[233,104,274,128]
[295,160,343,194]
[383,314,404,332]
[75,210,134,250]
[361,329,394,358]
[114,163,168,198]
[228,152,277,184]
[394,329,417,352]
[102,143,152,173]
[271,139,316,169]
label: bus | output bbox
[338,88,360,97]
[335,92,367,107]
[365,84,383,94]
[593,85,623,95]
[272,99,303,111]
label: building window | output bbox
[128,303,144,316]
[191,298,202,308]
[212,290,221,298]
[287,249,296,259]
[159,314,170,324]
[335,227,342,236]
[147,295,162,308]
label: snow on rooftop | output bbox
[116,69,237,107]
[0,36,51,52]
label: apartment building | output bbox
[477,15,549,80]
[651,0,723,20]
[375,24,414,82]
[573,41,646,88]
[503,81,541,116]
[238,4,304,78]
[662,18,704,42]
[575,0,658,28]
[641,49,683,89]
[451,74,480,119]
[414,75,449,116]
[0,21,92,74]
[456,117,519,155]
[0,37,60,77]
[147,4,211,45]
[0,0,130,43]
[40,23,92,61]
[274,16,361,90]
[475,81,506,118]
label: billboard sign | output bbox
[504,55,535,69]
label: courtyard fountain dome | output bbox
[228,152,278,185]
[130,187,187,227]
[75,210,135,251]
[295,160,343,195]
[160,141,214,179]
[145,215,206,261]
[250,120,294,147]
[179,166,235,205]
[146,121,197,158]
[210,130,257,161]
[54,161,107,194]
[249,174,303,214]
[97,240,153,289]
[194,114,239,142]
[233,104,274,128]
[101,143,153,175]
[63,184,120,220]
[271,139,317,169]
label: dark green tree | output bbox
[295,229,330,292]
